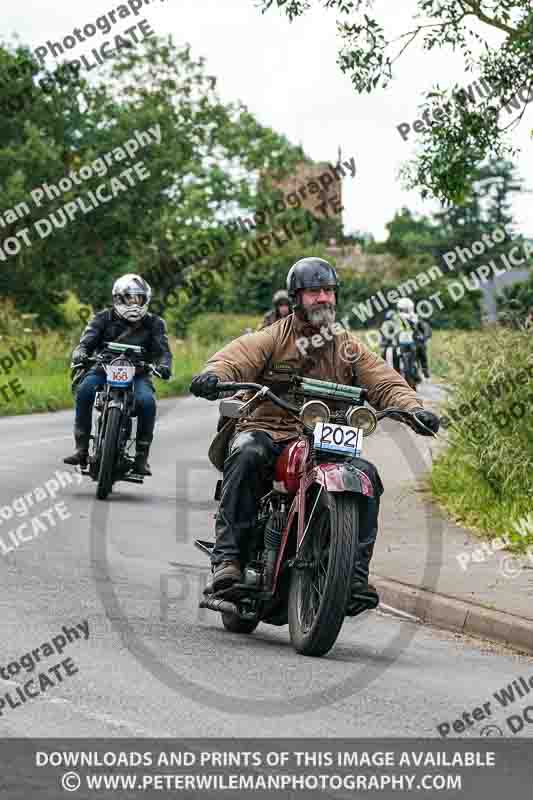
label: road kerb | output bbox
[372,575,533,655]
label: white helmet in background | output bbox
[396,297,415,315]
[112,274,152,323]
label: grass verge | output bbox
[428,327,533,553]
[0,314,260,417]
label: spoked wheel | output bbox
[96,407,121,500]
[288,491,359,657]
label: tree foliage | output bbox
[255,0,533,204]
[0,35,306,326]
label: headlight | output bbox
[300,400,330,427]
[346,406,377,436]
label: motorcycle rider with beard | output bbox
[190,258,439,614]
[64,274,172,476]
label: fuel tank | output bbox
[274,439,307,495]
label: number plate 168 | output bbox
[313,422,363,456]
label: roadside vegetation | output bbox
[430,328,533,553]
[0,307,260,417]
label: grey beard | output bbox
[302,304,336,328]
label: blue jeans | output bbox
[75,370,156,443]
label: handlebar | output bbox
[216,381,301,416]
[215,381,436,436]
[71,353,164,378]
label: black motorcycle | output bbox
[73,342,161,500]
[382,336,421,390]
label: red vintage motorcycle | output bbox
[196,375,427,657]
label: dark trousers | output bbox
[75,370,156,443]
[416,341,429,375]
[212,430,383,584]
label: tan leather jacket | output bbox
[201,313,423,441]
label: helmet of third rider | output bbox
[396,297,414,315]
[286,257,339,307]
[273,289,290,307]
[112,274,152,323]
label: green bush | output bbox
[431,327,533,549]
[56,291,93,331]
[0,319,260,417]
[187,312,262,346]
[0,298,39,337]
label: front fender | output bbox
[310,463,374,497]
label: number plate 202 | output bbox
[313,422,363,457]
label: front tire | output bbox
[96,406,121,500]
[288,492,359,657]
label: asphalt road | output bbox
[1,389,532,738]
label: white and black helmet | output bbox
[112,274,152,323]
[396,297,415,315]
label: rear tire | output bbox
[96,407,121,500]
[221,613,259,634]
[288,492,358,657]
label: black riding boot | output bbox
[133,439,152,476]
[345,461,383,616]
[63,428,90,467]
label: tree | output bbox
[431,159,524,273]
[0,35,306,325]
[255,0,533,204]
[496,269,533,324]
[383,207,436,260]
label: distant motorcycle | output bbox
[73,342,162,500]
[195,375,430,657]
[382,330,421,390]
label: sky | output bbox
[4,0,532,240]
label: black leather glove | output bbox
[190,372,219,401]
[412,409,440,436]
[71,350,89,368]
[156,365,171,380]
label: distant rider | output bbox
[64,274,172,475]
[390,298,431,379]
[190,257,439,615]
[259,289,292,329]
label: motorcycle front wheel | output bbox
[96,406,121,500]
[288,491,358,657]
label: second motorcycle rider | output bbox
[64,274,172,476]
[190,258,439,614]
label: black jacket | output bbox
[72,308,172,373]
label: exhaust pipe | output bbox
[199,597,240,615]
